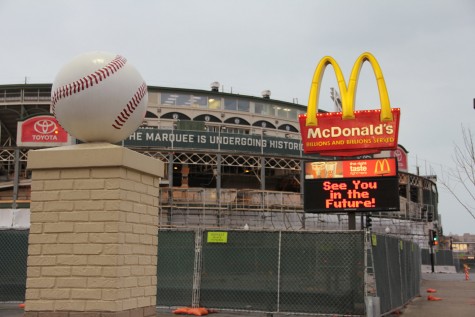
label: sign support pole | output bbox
[430,244,435,273]
[429,229,435,273]
[260,156,266,190]
[167,152,174,226]
[12,148,20,209]
[348,212,356,230]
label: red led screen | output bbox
[304,176,400,213]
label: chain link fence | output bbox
[1,229,422,316]
[0,230,28,302]
[436,249,455,266]
[371,234,421,315]
[156,230,195,307]
[157,230,367,315]
[421,248,455,267]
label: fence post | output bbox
[398,239,404,307]
[384,235,393,309]
[365,230,379,317]
[192,229,203,308]
[276,231,282,313]
[365,296,380,317]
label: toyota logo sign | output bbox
[18,115,70,146]
[33,119,57,134]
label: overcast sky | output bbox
[1,0,474,235]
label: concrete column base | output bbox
[23,305,157,317]
[24,143,163,316]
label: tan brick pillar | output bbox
[24,143,164,317]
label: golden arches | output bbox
[305,52,393,127]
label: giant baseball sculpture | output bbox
[51,51,148,143]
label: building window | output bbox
[224,98,237,111]
[208,97,221,110]
[224,98,250,112]
[255,102,272,116]
[161,93,185,106]
[225,127,250,134]
[161,93,207,107]
[190,95,208,108]
[237,100,249,112]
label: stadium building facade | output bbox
[0,84,440,246]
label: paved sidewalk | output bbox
[0,305,283,317]
[392,273,475,317]
[2,273,474,317]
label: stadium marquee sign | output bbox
[125,128,306,157]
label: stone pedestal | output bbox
[24,143,164,317]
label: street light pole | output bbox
[216,126,225,219]
[260,128,265,191]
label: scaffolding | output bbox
[0,85,439,248]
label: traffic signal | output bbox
[428,229,434,246]
[427,211,433,222]
[433,231,439,246]
[365,214,373,229]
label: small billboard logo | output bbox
[17,115,72,147]
[33,119,58,135]
[374,159,391,175]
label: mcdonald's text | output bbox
[306,123,394,139]
[299,108,400,156]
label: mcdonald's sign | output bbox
[299,52,400,156]
[374,158,392,175]
[304,157,397,179]
[304,176,400,213]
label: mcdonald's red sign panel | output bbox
[300,109,400,156]
[300,52,401,157]
[305,158,397,179]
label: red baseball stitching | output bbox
[51,55,127,115]
[112,82,147,130]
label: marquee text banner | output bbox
[124,128,308,157]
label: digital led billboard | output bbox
[304,158,400,213]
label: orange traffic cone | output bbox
[172,307,210,315]
[427,295,443,301]
[464,264,470,280]
[426,288,437,293]
[18,303,25,309]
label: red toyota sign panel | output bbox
[17,115,72,147]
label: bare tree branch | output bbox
[437,125,475,222]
